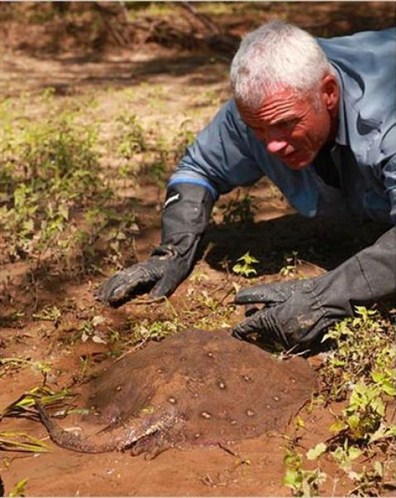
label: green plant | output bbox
[0,99,143,274]
[33,305,61,323]
[320,307,395,401]
[173,121,196,159]
[195,290,220,312]
[232,252,259,277]
[283,308,395,496]
[1,386,75,418]
[0,311,25,328]
[189,288,235,330]
[330,380,396,443]
[0,357,51,379]
[74,315,107,344]
[116,113,146,159]
[330,440,362,474]
[74,205,138,271]
[220,193,256,225]
[283,446,327,497]
[279,251,300,277]
[0,358,28,378]
[132,319,181,343]
[8,478,28,497]
[322,309,395,443]
[0,109,109,265]
[312,308,396,494]
[0,432,49,453]
[347,460,395,497]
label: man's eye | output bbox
[275,119,296,129]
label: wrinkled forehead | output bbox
[236,87,311,121]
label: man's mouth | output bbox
[279,150,311,169]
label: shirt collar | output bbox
[332,65,348,147]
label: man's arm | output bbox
[168,99,264,194]
[232,226,396,351]
[232,115,396,351]
[96,100,263,306]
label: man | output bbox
[96,22,396,352]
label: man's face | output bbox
[237,83,337,170]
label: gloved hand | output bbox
[94,247,191,307]
[232,227,396,351]
[95,182,215,307]
[231,278,339,351]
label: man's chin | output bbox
[283,157,311,170]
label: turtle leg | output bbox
[35,401,177,454]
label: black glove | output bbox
[95,183,214,307]
[232,227,396,351]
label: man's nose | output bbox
[264,128,290,154]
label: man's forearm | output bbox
[313,226,396,312]
[232,226,396,351]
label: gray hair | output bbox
[230,21,335,110]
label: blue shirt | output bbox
[168,28,396,225]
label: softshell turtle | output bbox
[36,328,315,456]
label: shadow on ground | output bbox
[202,215,390,276]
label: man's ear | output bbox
[321,74,339,113]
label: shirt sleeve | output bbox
[168,100,264,199]
[380,125,396,225]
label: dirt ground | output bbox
[1,3,395,497]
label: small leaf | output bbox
[116,231,127,241]
[0,432,49,453]
[92,315,105,327]
[237,251,258,264]
[374,461,383,477]
[306,442,327,461]
[347,414,360,430]
[8,478,28,497]
[348,446,362,461]
[58,204,69,221]
[283,469,301,488]
[380,380,396,396]
[371,370,385,384]
[92,334,106,344]
[330,419,347,433]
